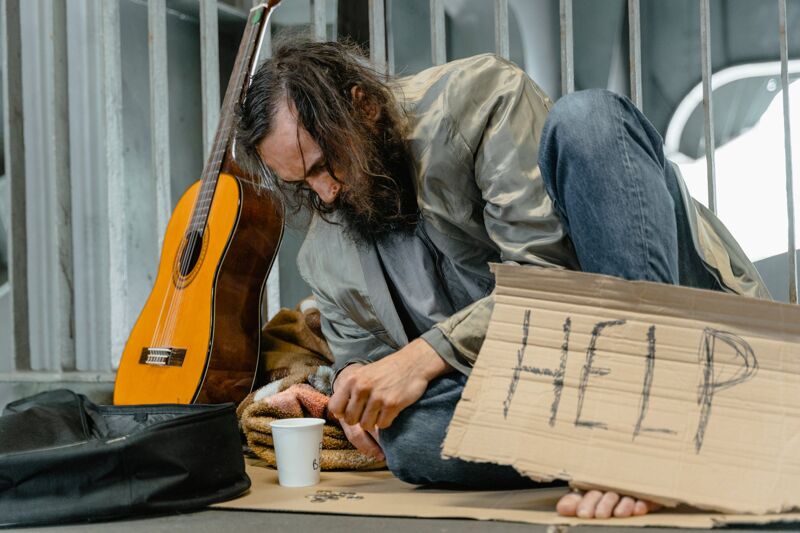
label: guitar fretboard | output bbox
[189,6,270,233]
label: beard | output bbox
[331,134,418,246]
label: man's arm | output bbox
[430,55,579,367]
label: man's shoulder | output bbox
[405,53,521,79]
[391,53,526,106]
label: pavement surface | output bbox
[8,508,800,532]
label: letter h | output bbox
[503,310,570,427]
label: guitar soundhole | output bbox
[179,231,204,276]
[172,228,209,288]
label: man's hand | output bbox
[329,339,452,430]
[556,490,662,519]
[339,418,385,460]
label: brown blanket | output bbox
[237,300,384,471]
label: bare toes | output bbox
[595,492,620,519]
[576,490,604,519]
[632,500,648,516]
[556,492,583,516]
[613,496,636,517]
[633,500,663,516]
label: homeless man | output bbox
[235,37,770,519]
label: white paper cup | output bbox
[270,418,325,487]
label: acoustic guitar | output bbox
[114,1,283,405]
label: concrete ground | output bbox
[11,509,800,533]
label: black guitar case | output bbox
[0,389,250,527]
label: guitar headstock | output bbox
[251,0,282,12]
[250,1,281,26]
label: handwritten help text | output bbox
[503,310,758,452]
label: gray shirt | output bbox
[374,217,496,374]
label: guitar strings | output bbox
[152,155,215,348]
[150,189,202,349]
[160,169,214,347]
[160,132,227,347]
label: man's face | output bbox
[257,99,343,205]
[256,97,417,244]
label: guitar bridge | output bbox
[139,347,187,367]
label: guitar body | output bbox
[114,174,283,405]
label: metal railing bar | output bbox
[430,0,446,66]
[1,0,30,371]
[148,0,171,248]
[200,0,220,159]
[779,0,797,304]
[494,0,509,60]
[560,0,574,95]
[700,0,717,214]
[100,0,129,364]
[38,0,75,371]
[386,0,395,75]
[311,0,326,42]
[628,0,642,109]
[369,0,387,72]
[331,0,338,41]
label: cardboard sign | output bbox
[442,265,800,514]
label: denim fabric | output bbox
[539,89,720,290]
[379,374,544,489]
[379,89,720,488]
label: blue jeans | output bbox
[379,89,719,488]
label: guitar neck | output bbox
[189,2,278,233]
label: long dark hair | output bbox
[235,34,412,230]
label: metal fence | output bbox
[371,0,797,302]
[0,0,796,380]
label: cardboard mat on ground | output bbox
[443,264,800,515]
[217,461,800,528]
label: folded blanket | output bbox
[238,298,384,472]
[240,384,384,471]
[259,302,333,393]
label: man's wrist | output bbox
[332,361,366,392]
[409,338,452,381]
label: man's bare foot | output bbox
[556,490,663,519]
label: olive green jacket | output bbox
[297,54,770,374]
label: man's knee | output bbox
[377,374,466,485]
[379,423,440,485]
[544,89,628,150]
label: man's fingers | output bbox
[328,364,365,419]
[352,430,384,460]
[341,422,384,460]
[595,492,620,519]
[359,398,381,430]
[555,492,583,516]
[328,387,349,419]
[366,426,380,442]
[375,404,401,429]
[343,386,369,425]
[613,496,637,517]
[576,490,604,519]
